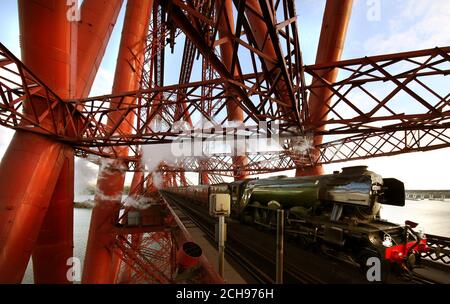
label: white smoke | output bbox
[152,172,164,189]
[74,157,98,200]
[93,190,122,202]
[223,120,244,128]
[123,195,158,210]
[291,136,314,154]
[75,151,130,204]
[98,157,128,176]
[141,143,182,172]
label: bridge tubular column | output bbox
[199,170,210,185]
[75,0,124,98]
[216,0,248,180]
[82,0,153,284]
[0,0,73,283]
[0,135,71,283]
[129,169,145,196]
[32,0,124,284]
[296,0,353,177]
[32,149,74,283]
[32,0,123,283]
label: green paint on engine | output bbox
[247,180,320,209]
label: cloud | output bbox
[325,0,450,190]
[363,0,450,54]
[325,148,450,190]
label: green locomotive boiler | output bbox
[211,166,428,271]
[168,166,428,274]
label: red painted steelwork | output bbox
[216,0,248,180]
[0,0,449,284]
[0,134,71,283]
[82,0,153,284]
[32,148,74,283]
[75,0,124,98]
[0,0,73,283]
[1,42,449,176]
[296,0,353,176]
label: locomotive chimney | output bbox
[341,166,368,174]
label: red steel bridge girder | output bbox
[0,43,449,175]
[82,0,154,284]
[0,133,73,283]
[112,170,221,284]
[0,0,134,283]
[216,0,247,180]
[75,0,124,99]
[296,0,353,177]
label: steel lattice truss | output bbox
[0,1,449,176]
[112,172,213,283]
[115,232,176,283]
[310,47,450,165]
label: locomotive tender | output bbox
[164,166,428,272]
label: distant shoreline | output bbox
[406,199,449,202]
[74,200,94,209]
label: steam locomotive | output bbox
[164,166,428,275]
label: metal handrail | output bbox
[421,234,450,265]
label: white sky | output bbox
[0,0,450,190]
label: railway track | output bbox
[410,273,437,284]
[167,192,327,284]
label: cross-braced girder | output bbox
[0,3,449,176]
